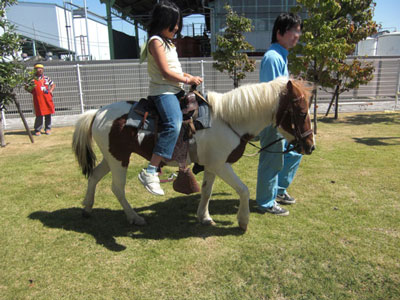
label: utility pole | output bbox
[106,0,115,59]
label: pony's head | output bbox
[276,79,315,155]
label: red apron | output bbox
[32,77,55,117]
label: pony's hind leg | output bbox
[82,159,110,217]
[109,162,146,226]
[197,170,216,226]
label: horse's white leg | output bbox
[197,170,216,226]
[212,163,250,231]
[82,159,110,216]
[109,162,146,226]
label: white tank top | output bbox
[146,35,184,96]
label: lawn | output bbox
[0,112,399,300]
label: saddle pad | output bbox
[195,100,212,129]
[125,101,156,132]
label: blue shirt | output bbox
[259,43,289,83]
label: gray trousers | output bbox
[34,114,52,132]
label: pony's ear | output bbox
[287,80,294,93]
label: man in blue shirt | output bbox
[257,13,303,216]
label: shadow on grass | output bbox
[29,194,259,252]
[4,130,31,136]
[353,136,400,146]
[319,113,400,125]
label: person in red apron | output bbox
[26,63,56,136]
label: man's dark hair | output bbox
[147,0,182,45]
[271,13,302,43]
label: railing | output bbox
[3,57,400,129]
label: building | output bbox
[207,0,304,54]
[5,1,130,60]
[357,31,400,56]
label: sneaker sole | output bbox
[276,199,296,205]
[138,173,164,196]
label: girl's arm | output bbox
[149,39,202,85]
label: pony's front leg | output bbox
[109,162,146,226]
[197,170,216,226]
[213,163,250,231]
[82,159,110,217]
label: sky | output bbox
[15,0,400,38]
[372,0,399,31]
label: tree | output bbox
[0,0,34,146]
[289,0,378,131]
[324,59,374,119]
[212,5,255,88]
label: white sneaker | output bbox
[138,169,165,196]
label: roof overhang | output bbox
[105,0,213,30]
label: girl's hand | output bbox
[187,76,203,86]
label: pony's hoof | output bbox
[128,216,146,226]
[238,222,248,231]
[82,210,91,218]
[201,219,216,226]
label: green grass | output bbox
[1,112,399,300]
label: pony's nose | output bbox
[309,145,315,153]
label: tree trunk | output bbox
[325,85,340,116]
[233,68,238,88]
[334,90,339,119]
[14,99,34,143]
[0,110,6,147]
[312,87,318,135]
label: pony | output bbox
[72,77,314,231]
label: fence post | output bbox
[201,60,205,95]
[395,59,400,110]
[76,64,85,114]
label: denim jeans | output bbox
[152,92,183,159]
[256,125,302,209]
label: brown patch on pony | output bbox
[108,114,155,167]
[226,134,253,163]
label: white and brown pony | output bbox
[72,77,314,231]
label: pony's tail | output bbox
[72,110,98,178]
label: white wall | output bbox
[357,37,377,56]
[376,33,400,56]
[6,2,61,48]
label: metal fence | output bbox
[3,57,400,129]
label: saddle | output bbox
[133,86,208,195]
[134,85,207,140]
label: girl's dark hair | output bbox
[147,0,182,46]
[271,13,302,43]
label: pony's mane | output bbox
[207,77,288,124]
[206,77,312,125]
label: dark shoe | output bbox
[259,202,289,216]
[276,192,296,205]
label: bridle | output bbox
[276,94,313,152]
